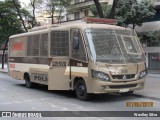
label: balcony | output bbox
[68,0,109,10]
[135,21,160,33]
[151,0,160,7]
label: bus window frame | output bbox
[70,28,89,63]
[121,35,142,55]
[49,29,70,58]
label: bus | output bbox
[8,18,147,100]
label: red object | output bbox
[9,64,15,68]
[151,56,160,61]
[83,17,117,25]
[12,42,24,50]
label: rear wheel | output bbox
[75,79,90,101]
[25,74,33,88]
[120,91,134,96]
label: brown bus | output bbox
[8,18,147,100]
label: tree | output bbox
[46,0,57,24]
[139,31,160,47]
[93,0,104,18]
[38,0,71,24]
[116,0,155,29]
[90,3,111,18]
[30,0,37,27]
[0,0,24,69]
[108,0,119,18]
[57,0,71,24]
[12,0,28,32]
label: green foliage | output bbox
[90,3,111,18]
[38,0,71,24]
[57,0,71,22]
[90,0,155,29]
[0,0,24,48]
[139,31,160,47]
[116,0,156,29]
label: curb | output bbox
[147,74,160,78]
[0,70,8,74]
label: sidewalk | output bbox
[148,69,160,74]
[147,69,160,78]
[0,64,8,73]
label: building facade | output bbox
[35,10,65,25]
[135,0,160,70]
[35,11,52,25]
[66,0,113,21]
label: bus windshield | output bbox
[85,28,146,63]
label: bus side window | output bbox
[71,29,86,62]
[50,31,69,57]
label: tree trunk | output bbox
[32,0,36,27]
[57,6,63,24]
[108,0,119,18]
[93,0,104,18]
[1,39,9,69]
[133,24,136,29]
[51,12,54,24]
[12,0,28,32]
[30,0,36,27]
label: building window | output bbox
[74,12,80,20]
[84,9,89,17]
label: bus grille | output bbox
[112,74,135,80]
[109,84,137,89]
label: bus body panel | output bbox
[8,21,147,97]
[30,68,48,85]
[48,58,70,90]
[91,78,145,94]
[9,62,49,80]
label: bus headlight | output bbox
[91,70,110,81]
[139,70,147,79]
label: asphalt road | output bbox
[0,73,160,120]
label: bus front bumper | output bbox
[91,78,145,94]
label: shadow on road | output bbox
[15,83,140,103]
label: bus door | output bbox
[69,29,88,81]
[48,30,70,90]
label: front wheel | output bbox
[75,79,90,101]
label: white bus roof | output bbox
[10,21,128,39]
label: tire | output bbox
[75,79,90,101]
[120,91,134,96]
[25,74,33,88]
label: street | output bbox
[0,72,160,120]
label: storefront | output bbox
[148,53,160,69]
[146,47,160,70]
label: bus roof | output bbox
[10,21,128,39]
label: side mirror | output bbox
[73,37,79,49]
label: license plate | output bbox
[119,89,129,93]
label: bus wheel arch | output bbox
[73,77,91,101]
